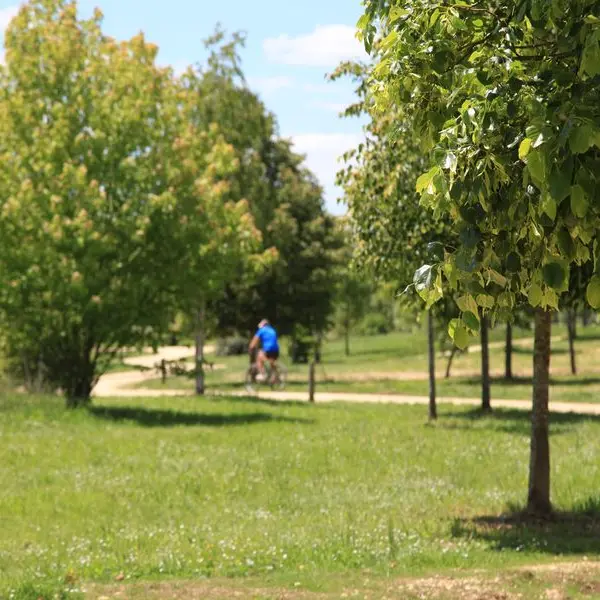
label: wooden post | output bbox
[160,359,166,384]
[309,361,316,403]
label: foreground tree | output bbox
[0,1,257,404]
[335,61,488,419]
[360,0,600,515]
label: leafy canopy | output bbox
[359,0,600,342]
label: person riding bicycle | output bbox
[249,319,280,379]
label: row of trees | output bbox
[347,0,600,516]
[0,0,343,403]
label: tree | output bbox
[216,140,341,358]
[165,63,271,395]
[334,61,488,419]
[334,218,373,356]
[359,0,600,515]
[562,262,594,375]
[187,32,340,355]
[0,1,189,405]
[0,2,265,404]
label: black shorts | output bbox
[265,350,279,360]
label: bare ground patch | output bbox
[85,562,600,600]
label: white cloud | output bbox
[313,101,348,114]
[288,132,360,215]
[264,24,365,68]
[247,75,294,96]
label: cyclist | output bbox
[249,319,280,379]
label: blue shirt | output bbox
[256,325,279,352]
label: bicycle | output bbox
[244,350,287,393]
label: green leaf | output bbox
[487,269,507,288]
[580,36,600,77]
[456,294,479,316]
[570,184,588,218]
[557,229,575,260]
[526,149,547,188]
[506,252,521,273]
[413,264,433,292]
[541,194,556,221]
[427,241,445,261]
[476,294,495,309]
[586,275,600,309]
[454,322,470,350]
[463,311,480,332]
[416,167,439,194]
[569,125,594,154]
[549,169,571,203]
[518,138,532,159]
[542,262,566,290]
[460,226,481,249]
[528,283,543,307]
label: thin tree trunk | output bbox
[344,318,350,357]
[480,312,491,413]
[567,309,577,375]
[427,310,437,421]
[195,301,206,395]
[445,346,458,379]
[527,309,552,517]
[505,322,513,380]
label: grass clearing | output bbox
[2,393,600,598]
[135,325,600,406]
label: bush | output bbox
[357,313,392,336]
[215,337,248,356]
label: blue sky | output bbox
[0,0,368,214]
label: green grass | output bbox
[2,393,600,598]
[137,324,600,406]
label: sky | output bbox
[0,0,369,215]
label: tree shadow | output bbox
[460,375,600,387]
[450,497,600,555]
[88,405,314,427]
[439,407,600,436]
[208,392,335,410]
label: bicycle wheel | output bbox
[244,366,259,393]
[269,362,287,390]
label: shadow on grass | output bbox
[208,392,334,410]
[89,405,314,427]
[459,375,600,388]
[439,407,600,436]
[451,497,600,555]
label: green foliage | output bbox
[0,1,185,401]
[359,0,600,334]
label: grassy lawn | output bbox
[2,393,600,599]
[136,325,600,405]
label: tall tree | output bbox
[360,0,600,515]
[194,31,340,351]
[0,1,185,405]
[334,61,487,419]
[334,217,373,356]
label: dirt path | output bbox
[94,345,218,398]
[86,560,600,600]
[94,337,600,415]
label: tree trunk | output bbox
[505,322,513,380]
[195,301,206,395]
[567,309,577,375]
[427,310,437,421]
[344,318,350,357]
[480,312,491,413]
[445,346,458,379]
[527,309,552,517]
